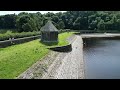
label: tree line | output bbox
[0,11,120,32]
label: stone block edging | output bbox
[48,44,72,52]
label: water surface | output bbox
[83,39,120,79]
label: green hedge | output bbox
[0,31,40,41]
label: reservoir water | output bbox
[83,39,120,79]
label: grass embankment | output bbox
[0,32,74,79]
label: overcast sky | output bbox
[0,11,66,15]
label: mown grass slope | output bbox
[0,32,75,79]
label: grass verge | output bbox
[0,32,75,79]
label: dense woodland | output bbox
[0,11,120,33]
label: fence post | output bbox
[12,38,15,44]
[9,38,12,45]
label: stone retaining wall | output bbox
[0,35,41,48]
[48,44,72,52]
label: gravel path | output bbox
[42,35,85,79]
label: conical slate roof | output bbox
[41,21,58,32]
